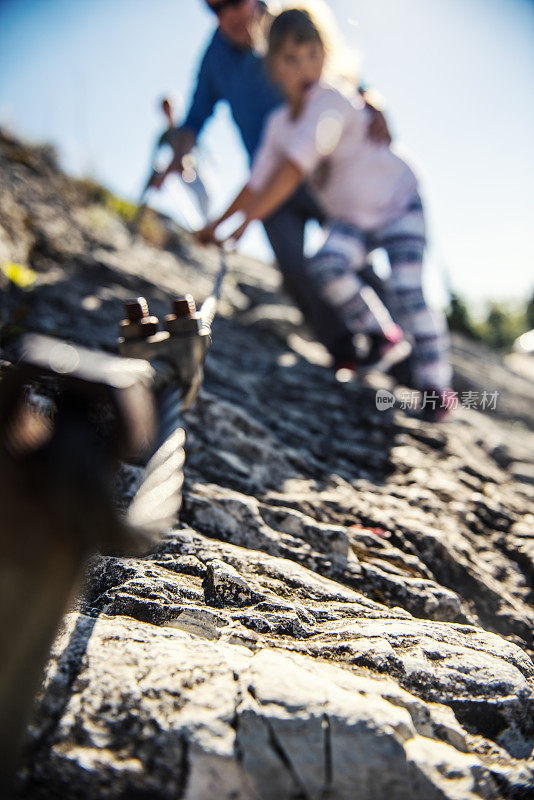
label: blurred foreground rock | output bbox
[1,131,534,799]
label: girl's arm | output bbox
[196,184,253,244]
[216,185,254,227]
[198,111,302,244]
[197,158,304,244]
[228,158,304,242]
[247,159,304,222]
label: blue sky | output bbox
[1,0,533,312]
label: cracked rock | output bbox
[3,132,534,799]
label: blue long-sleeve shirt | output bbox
[183,29,283,162]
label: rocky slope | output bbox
[1,130,534,799]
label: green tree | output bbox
[525,290,534,331]
[446,292,479,340]
[480,302,528,350]
[447,292,532,350]
[485,304,511,349]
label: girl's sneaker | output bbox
[361,326,412,376]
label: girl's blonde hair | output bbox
[263,0,360,87]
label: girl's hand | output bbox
[225,218,249,245]
[195,223,219,246]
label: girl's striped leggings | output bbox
[307,196,452,390]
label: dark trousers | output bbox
[262,185,356,363]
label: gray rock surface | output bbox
[1,131,534,799]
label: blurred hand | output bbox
[224,218,249,245]
[165,127,196,171]
[195,223,219,246]
[147,170,166,191]
[367,108,391,146]
[362,90,392,146]
[311,159,331,190]
[152,128,197,192]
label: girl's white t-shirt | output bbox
[249,81,419,231]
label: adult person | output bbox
[156,0,392,373]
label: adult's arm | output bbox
[155,129,198,186]
[182,40,218,139]
[158,40,219,184]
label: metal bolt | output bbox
[125,297,150,323]
[165,295,202,335]
[172,295,196,319]
[119,297,159,340]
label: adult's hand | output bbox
[158,127,197,178]
[147,170,166,191]
[362,90,392,146]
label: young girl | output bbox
[198,6,453,417]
